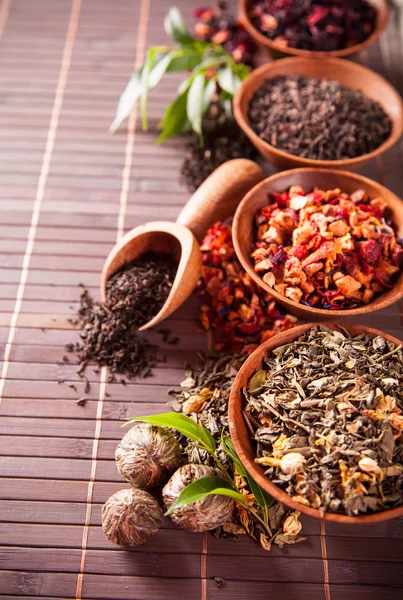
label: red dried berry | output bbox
[374,269,393,289]
[289,245,308,261]
[359,240,381,265]
[272,192,289,209]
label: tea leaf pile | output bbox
[68,253,177,381]
[245,326,403,516]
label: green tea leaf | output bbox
[141,47,157,130]
[246,473,274,510]
[202,78,217,112]
[248,370,267,394]
[177,74,194,95]
[187,73,205,137]
[168,50,204,72]
[164,7,195,46]
[165,476,247,516]
[110,51,170,132]
[232,61,250,81]
[192,56,225,74]
[218,65,242,95]
[221,436,273,510]
[157,91,191,143]
[149,51,176,86]
[221,434,247,476]
[126,412,216,453]
[109,69,143,133]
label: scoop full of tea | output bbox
[69,252,178,380]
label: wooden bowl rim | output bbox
[232,167,403,318]
[239,0,389,59]
[229,321,403,523]
[233,56,403,169]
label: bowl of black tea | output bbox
[234,57,403,171]
[229,322,403,523]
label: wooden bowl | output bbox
[239,0,389,60]
[229,322,403,524]
[232,168,403,321]
[233,57,403,172]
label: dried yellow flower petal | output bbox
[292,495,310,506]
[182,387,211,415]
[283,512,302,536]
[358,456,383,481]
[272,434,289,457]
[259,532,272,551]
[280,452,306,474]
[255,456,281,468]
[388,413,403,432]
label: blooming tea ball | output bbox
[116,423,182,488]
[102,488,162,546]
[162,464,234,532]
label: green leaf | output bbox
[177,74,193,95]
[141,47,157,130]
[126,412,216,453]
[109,69,143,133]
[221,436,273,510]
[149,51,176,87]
[110,51,170,133]
[221,435,247,475]
[218,65,242,95]
[187,74,205,137]
[232,61,250,81]
[165,476,247,516]
[168,51,204,72]
[164,7,195,46]
[202,78,217,113]
[157,91,191,143]
[246,473,274,510]
[192,56,226,74]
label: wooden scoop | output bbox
[101,159,264,331]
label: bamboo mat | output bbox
[1,0,403,598]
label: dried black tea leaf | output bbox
[248,76,392,161]
[69,253,177,380]
[181,100,255,192]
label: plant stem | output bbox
[209,447,272,535]
[247,506,273,537]
[211,452,233,483]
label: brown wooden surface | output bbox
[0,0,403,599]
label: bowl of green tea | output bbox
[229,322,403,523]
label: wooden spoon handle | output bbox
[176,159,264,242]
